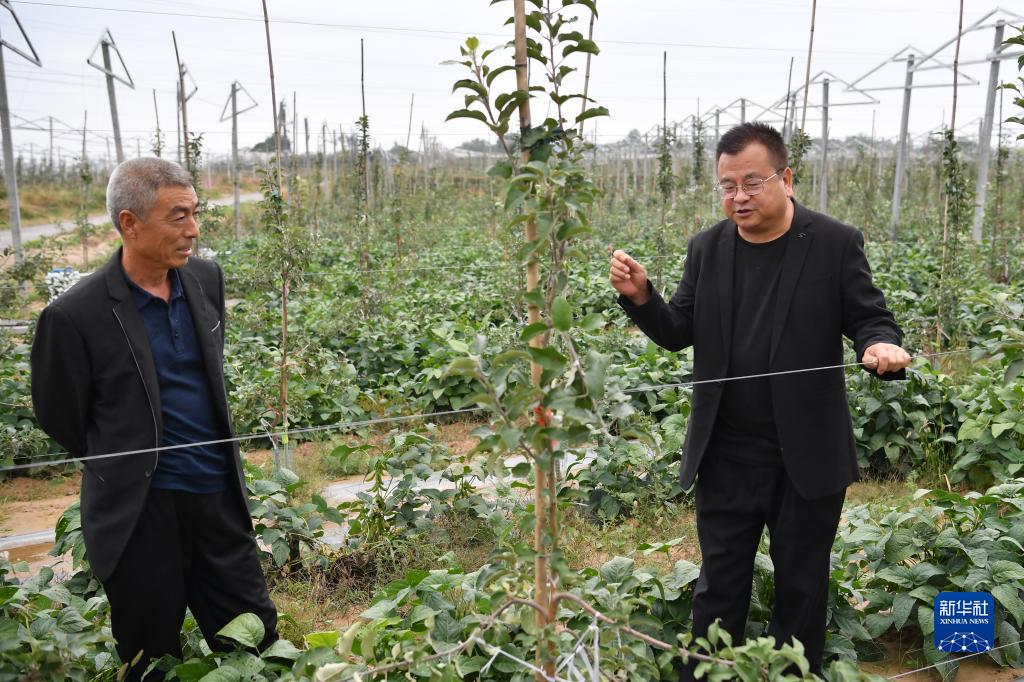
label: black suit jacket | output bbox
[620,202,904,500]
[31,249,251,582]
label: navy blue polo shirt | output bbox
[126,268,231,493]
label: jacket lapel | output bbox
[769,202,815,363]
[104,249,163,422]
[716,223,736,356]
[179,266,227,399]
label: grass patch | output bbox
[845,478,918,507]
[561,499,699,575]
[266,506,499,640]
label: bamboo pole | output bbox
[577,11,596,137]
[937,0,965,349]
[260,0,288,470]
[800,0,817,131]
[261,0,282,190]
[172,31,190,172]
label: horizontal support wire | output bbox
[0,349,974,473]
[887,638,1024,679]
[623,348,972,394]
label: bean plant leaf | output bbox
[304,630,341,649]
[992,584,1024,625]
[600,556,635,584]
[1005,358,1024,385]
[197,668,242,682]
[892,593,916,630]
[216,612,265,649]
[172,661,215,681]
[261,638,302,660]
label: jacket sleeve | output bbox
[840,229,906,381]
[31,304,93,456]
[617,238,698,352]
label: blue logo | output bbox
[934,592,994,653]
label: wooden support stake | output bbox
[512,3,552,680]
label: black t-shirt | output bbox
[709,230,790,465]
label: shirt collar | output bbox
[124,267,184,310]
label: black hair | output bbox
[715,122,788,170]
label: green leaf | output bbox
[527,346,568,371]
[579,312,604,331]
[563,39,600,57]
[55,606,90,633]
[173,660,216,682]
[918,604,934,636]
[892,593,916,630]
[361,598,399,619]
[486,64,516,88]
[218,652,265,676]
[431,611,463,644]
[303,630,341,649]
[600,556,635,584]
[451,78,488,99]
[198,668,242,682]
[520,321,549,342]
[504,183,528,211]
[445,109,489,125]
[958,419,984,441]
[272,540,289,567]
[262,638,302,660]
[551,297,572,331]
[216,613,265,649]
[1005,358,1024,385]
[576,106,609,123]
[992,584,1024,625]
[863,613,894,638]
[487,160,514,178]
[991,560,1024,582]
[663,560,700,593]
[585,350,610,399]
[993,422,1016,438]
[446,357,479,377]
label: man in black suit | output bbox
[31,158,277,679]
[609,123,909,677]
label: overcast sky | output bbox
[3,0,1023,164]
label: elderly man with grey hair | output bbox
[31,157,277,680]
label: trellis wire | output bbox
[0,348,973,473]
[886,638,1024,679]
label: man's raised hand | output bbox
[609,249,651,306]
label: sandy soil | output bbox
[0,493,78,536]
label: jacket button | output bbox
[144,470,152,478]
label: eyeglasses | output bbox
[713,170,782,198]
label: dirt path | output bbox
[0,494,78,537]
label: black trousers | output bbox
[681,452,845,680]
[102,488,278,681]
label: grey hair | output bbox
[106,157,193,233]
